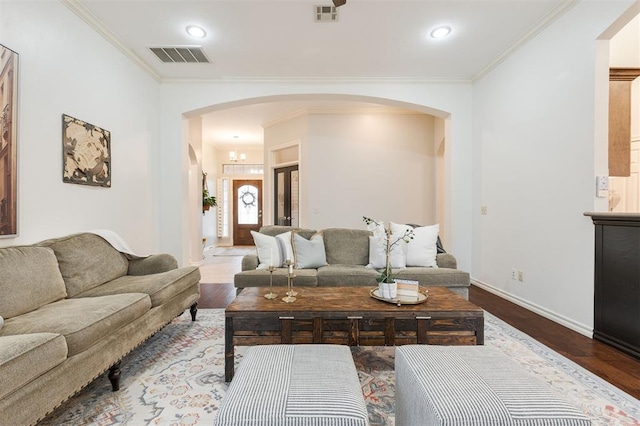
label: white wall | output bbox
[303,112,437,230]
[263,113,307,226]
[201,142,218,247]
[610,14,640,67]
[162,87,473,268]
[0,1,160,253]
[187,117,203,264]
[472,0,635,335]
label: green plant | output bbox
[203,189,217,208]
[363,216,414,283]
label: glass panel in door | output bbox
[276,171,286,225]
[291,170,299,227]
[237,184,259,224]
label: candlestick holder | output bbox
[283,260,298,296]
[264,265,277,299]
[282,260,297,303]
[283,274,297,303]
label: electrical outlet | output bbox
[511,268,518,280]
[517,270,524,282]
[481,206,488,215]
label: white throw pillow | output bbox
[367,236,407,269]
[391,222,439,268]
[250,231,293,269]
[292,232,328,269]
[275,231,294,264]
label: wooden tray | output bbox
[370,288,428,306]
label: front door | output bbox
[233,180,262,245]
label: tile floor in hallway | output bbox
[199,246,255,284]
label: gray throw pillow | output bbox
[293,232,328,269]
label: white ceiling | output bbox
[69,0,573,147]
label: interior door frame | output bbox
[274,165,299,226]
[267,139,302,227]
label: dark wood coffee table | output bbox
[225,286,483,381]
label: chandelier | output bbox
[229,135,246,162]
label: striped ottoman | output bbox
[395,345,591,426]
[215,345,370,426]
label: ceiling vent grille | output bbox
[314,5,338,22]
[149,46,210,63]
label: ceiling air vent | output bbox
[314,5,338,22]
[149,46,210,63]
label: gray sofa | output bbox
[234,225,470,298]
[0,232,201,426]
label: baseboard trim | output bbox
[471,279,594,338]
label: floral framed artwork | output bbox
[62,114,111,187]
[0,44,18,237]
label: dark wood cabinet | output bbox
[586,212,640,358]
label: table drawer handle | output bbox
[279,316,294,320]
[347,316,363,319]
[416,316,432,320]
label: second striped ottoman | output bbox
[395,345,591,426]
[215,344,370,426]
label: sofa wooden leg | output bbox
[190,302,198,321]
[108,361,121,391]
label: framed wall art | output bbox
[0,44,18,237]
[62,114,111,187]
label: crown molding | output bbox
[60,0,161,82]
[473,0,579,82]
[159,76,472,85]
[609,68,640,81]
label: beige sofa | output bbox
[0,233,200,426]
[234,225,470,299]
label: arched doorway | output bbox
[186,94,453,255]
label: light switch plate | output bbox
[596,176,608,198]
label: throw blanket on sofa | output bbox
[88,229,149,259]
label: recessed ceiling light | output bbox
[186,25,206,38]
[430,26,451,39]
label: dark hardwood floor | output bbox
[199,282,640,399]
[468,285,640,399]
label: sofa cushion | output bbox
[76,266,200,308]
[234,268,318,288]
[0,293,151,356]
[0,333,67,400]
[0,246,67,319]
[127,253,178,275]
[317,265,380,287]
[394,267,470,287]
[39,233,129,297]
[259,225,317,239]
[241,254,260,271]
[322,228,371,266]
[436,253,457,269]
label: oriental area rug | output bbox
[40,310,640,426]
